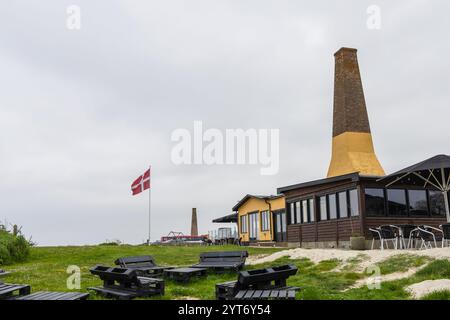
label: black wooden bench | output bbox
[88,265,165,300]
[0,270,10,277]
[216,264,299,300]
[13,291,89,300]
[0,282,31,300]
[115,255,173,277]
[191,251,248,272]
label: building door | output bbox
[273,210,287,242]
[248,212,259,241]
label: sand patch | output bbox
[406,279,450,299]
[248,248,450,272]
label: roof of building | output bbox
[277,172,383,194]
[212,213,238,223]
[231,194,284,212]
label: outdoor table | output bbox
[163,267,207,283]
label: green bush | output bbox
[0,229,30,265]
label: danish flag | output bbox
[131,168,151,195]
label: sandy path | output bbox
[406,280,450,299]
[247,248,450,272]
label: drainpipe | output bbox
[264,199,273,241]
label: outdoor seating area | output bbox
[0,250,298,300]
[216,264,299,300]
[369,224,450,250]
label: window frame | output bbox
[260,210,271,231]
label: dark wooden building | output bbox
[277,173,448,248]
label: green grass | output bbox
[375,254,431,275]
[421,290,450,300]
[1,245,280,300]
[2,246,450,300]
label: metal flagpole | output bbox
[148,165,152,245]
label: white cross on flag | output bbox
[131,168,151,195]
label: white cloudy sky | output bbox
[1,1,449,246]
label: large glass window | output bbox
[240,215,248,233]
[387,189,408,216]
[296,202,301,225]
[365,188,385,216]
[408,190,429,216]
[289,203,295,225]
[309,199,315,222]
[430,190,446,216]
[329,194,337,219]
[302,200,308,223]
[320,196,327,221]
[349,189,359,217]
[338,191,348,218]
[261,211,270,231]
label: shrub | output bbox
[0,229,31,265]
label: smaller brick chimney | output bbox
[191,208,198,236]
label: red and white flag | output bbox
[131,168,151,195]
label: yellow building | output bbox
[233,195,286,243]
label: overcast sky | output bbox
[1,0,449,246]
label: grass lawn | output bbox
[2,245,450,300]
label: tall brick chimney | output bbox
[191,208,198,236]
[327,48,385,178]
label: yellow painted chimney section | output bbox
[327,132,385,177]
[327,48,385,178]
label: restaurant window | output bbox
[408,190,429,216]
[320,196,328,221]
[261,211,270,231]
[296,202,301,225]
[429,190,446,216]
[309,199,315,222]
[289,202,295,225]
[302,200,308,223]
[365,188,385,216]
[387,189,408,216]
[349,189,360,217]
[329,194,337,220]
[338,191,348,218]
[240,215,248,233]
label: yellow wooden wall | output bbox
[237,197,285,242]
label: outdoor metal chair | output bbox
[440,223,450,248]
[390,224,417,249]
[416,225,442,249]
[369,226,398,250]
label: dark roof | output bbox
[380,154,450,178]
[232,194,284,212]
[377,155,450,190]
[277,172,382,194]
[212,213,238,223]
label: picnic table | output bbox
[163,267,207,283]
